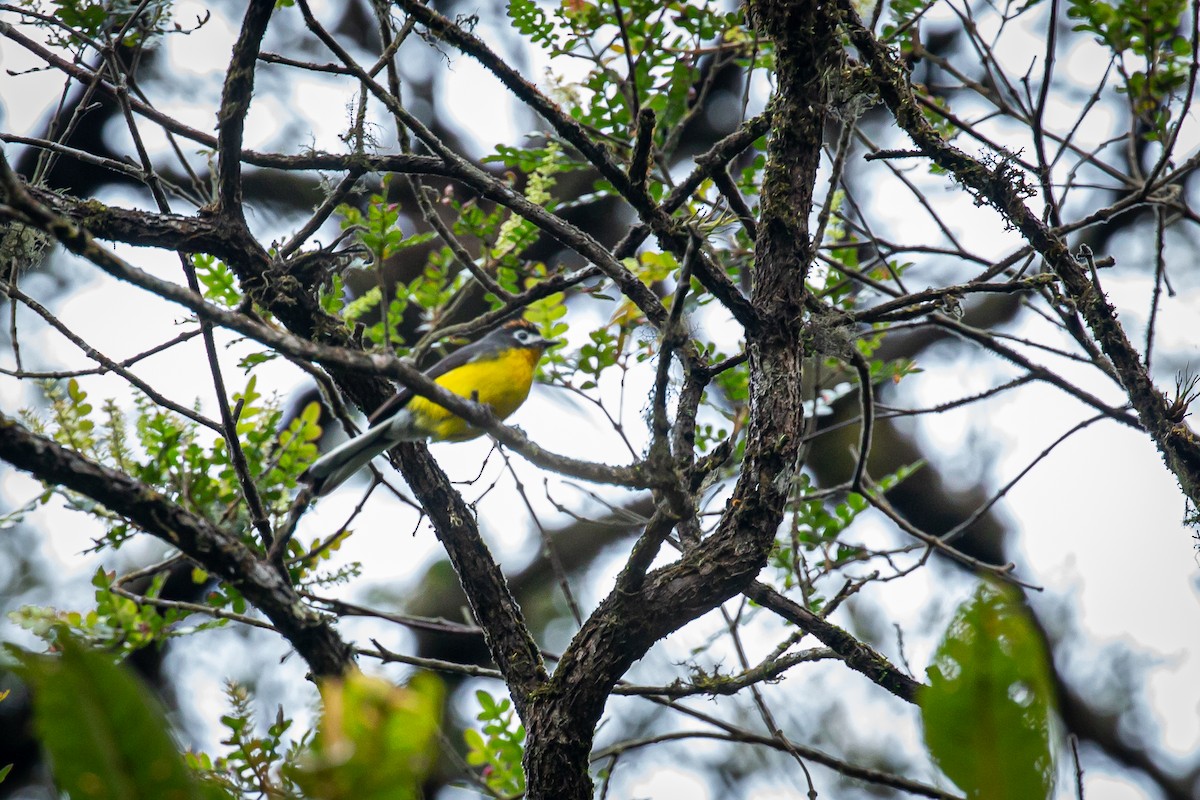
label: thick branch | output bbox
[0,413,353,678]
[394,445,549,711]
[520,4,837,796]
[215,0,275,215]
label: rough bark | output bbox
[518,3,841,795]
[837,0,1200,511]
[0,413,353,677]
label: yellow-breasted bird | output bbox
[305,319,555,496]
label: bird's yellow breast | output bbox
[405,346,541,442]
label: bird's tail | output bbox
[305,421,400,496]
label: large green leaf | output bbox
[287,671,443,800]
[9,635,226,800]
[920,581,1057,799]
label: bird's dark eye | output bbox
[515,330,532,343]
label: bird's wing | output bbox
[367,338,490,427]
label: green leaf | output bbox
[319,273,347,316]
[237,351,276,371]
[197,683,301,798]
[8,633,223,800]
[342,285,383,325]
[287,671,443,800]
[920,581,1056,799]
[193,255,241,307]
[465,690,525,795]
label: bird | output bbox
[304,319,556,496]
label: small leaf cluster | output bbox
[1068,0,1192,137]
[9,568,218,656]
[490,142,565,265]
[139,376,314,524]
[195,254,284,370]
[339,179,437,267]
[880,0,938,42]
[485,142,587,176]
[523,291,571,378]
[334,182,449,347]
[17,0,175,48]
[710,354,748,405]
[20,375,321,553]
[194,254,241,307]
[574,326,623,391]
[772,463,924,586]
[19,381,141,546]
[785,479,872,552]
[464,689,527,796]
[189,682,307,800]
[507,0,760,199]
[285,672,444,800]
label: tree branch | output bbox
[0,153,658,489]
[215,0,275,215]
[839,1,1200,512]
[0,412,353,678]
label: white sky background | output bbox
[1,0,1199,798]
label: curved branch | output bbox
[0,155,657,489]
[0,413,353,678]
